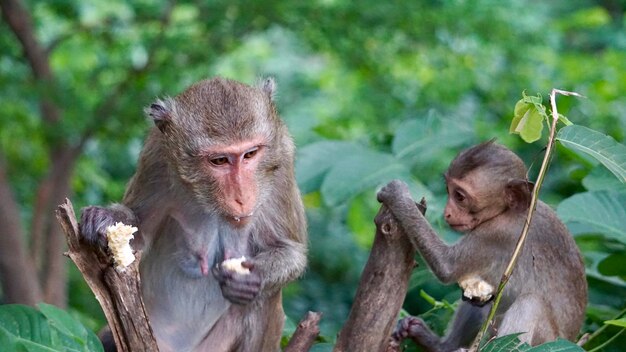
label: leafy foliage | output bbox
[557,125,626,182]
[2,0,626,351]
[0,304,103,352]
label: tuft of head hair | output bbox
[446,140,526,180]
[257,77,276,101]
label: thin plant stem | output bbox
[583,306,626,348]
[469,89,582,351]
[587,328,625,352]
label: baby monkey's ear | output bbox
[505,179,534,212]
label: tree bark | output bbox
[0,160,42,304]
[56,199,159,352]
[333,202,425,352]
[284,311,323,352]
[1,0,70,306]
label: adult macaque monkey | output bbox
[79,77,307,352]
[377,141,586,352]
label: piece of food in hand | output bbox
[221,256,250,275]
[106,222,138,271]
[459,275,494,303]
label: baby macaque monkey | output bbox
[80,77,307,352]
[377,141,586,352]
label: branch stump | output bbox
[333,203,423,352]
[56,198,159,352]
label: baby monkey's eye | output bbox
[454,190,466,202]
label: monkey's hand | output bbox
[377,180,427,215]
[377,180,412,204]
[392,316,435,343]
[79,205,137,248]
[212,260,261,305]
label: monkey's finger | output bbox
[241,261,255,270]
[212,266,232,283]
[222,287,257,304]
[226,279,261,294]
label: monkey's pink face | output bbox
[443,178,479,233]
[444,175,506,233]
[205,139,266,226]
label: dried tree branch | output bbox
[56,198,159,352]
[333,201,426,352]
[284,311,323,352]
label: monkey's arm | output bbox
[377,180,459,283]
[252,238,307,294]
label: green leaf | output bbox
[481,333,528,352]
[0,305,58,352]
[582,165,626,191]
[526,338,585,351]
[605,318,626,328]
[320,149,413,207]
[557,113,573,126]
[392,115,473,165]
[557,125,626,182]
[296,141,363,194]
[510,95,544,143]
[557,191,626,243]
[598,253,626,277]
[38,303,103,352]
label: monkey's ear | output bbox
[145,98,174,133]
[505,179,534,212]
[259,77,276,101]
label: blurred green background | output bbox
[1,0,626,350]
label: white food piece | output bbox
[106,222,138,272]
[459,275,494,303]
[221,256,250,275]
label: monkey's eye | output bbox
[209,156,229,166]
[454,190,466,202]
[243,148,258,160]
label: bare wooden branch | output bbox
[333,202,424,352]
[56,198,159,352]
[284,311,323,352]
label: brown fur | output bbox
[378,141,586,352]
[80,77,307,352]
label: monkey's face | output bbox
[196,138,268,226]
[444,173,507,233]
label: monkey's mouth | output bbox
[231,211,254,225]
[447,223,471,232]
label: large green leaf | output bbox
[557,125,626,182]
[38,304,103,352]
[0,304,102,352]
[482,335,583,352]
[320,149,413,207]
[481,333,528,352]
[296,141,364,194]
[526,339,585,351]
[557,191,626,244]
[391,115,473,165]
[0,305,58,352]
[582,165,626,191]
[597,253,626,278]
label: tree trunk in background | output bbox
[0,162,42,304]
[0,0,68,306]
